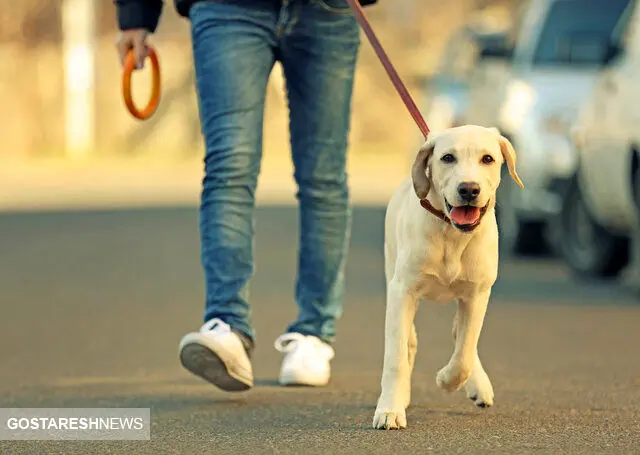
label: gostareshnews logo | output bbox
[0,408,150,440]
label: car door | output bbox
[618,3,640,152]
[579,0,639,232]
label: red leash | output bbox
[345,0,430,139]
[346,0,452,222]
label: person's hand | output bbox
[116,29,150,70]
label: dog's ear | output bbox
[498,136,524,189]
[488,128,524,189]
[411,136,436,199]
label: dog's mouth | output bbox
[445,200,490,232]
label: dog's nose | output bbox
[458,182,481,202]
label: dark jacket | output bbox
[115,0,377,32]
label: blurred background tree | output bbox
[0,0,516,160]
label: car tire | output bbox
[558,175,629,278]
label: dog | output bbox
[373,125,524,430]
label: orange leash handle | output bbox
[122,47,161,120]
[345,0,430,139]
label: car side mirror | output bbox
[479,44,514,60]
[603,43,623,65]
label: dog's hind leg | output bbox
[408,322,418,373]
[451,312,494,408]
[404,322,418,409]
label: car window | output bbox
[533,0,631,66]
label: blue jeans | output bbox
[189,0,360,344]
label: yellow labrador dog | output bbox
[373,125,524,430]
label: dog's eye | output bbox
[481,155,495,164]
[441,154,456,164]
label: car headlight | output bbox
[499,80,536,132]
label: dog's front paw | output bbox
[436,361,471,392]
[373,408,407,430]
[465,369,494,408]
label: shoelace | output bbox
[200,318,230,334]
[274,333,335,360]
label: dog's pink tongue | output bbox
[450,206,481,225]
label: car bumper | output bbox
[513,177,572,222]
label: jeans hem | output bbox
[286,327,335,346]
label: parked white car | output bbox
[463,0,631,257]
[561,0,640,277]
[423,24,510,134]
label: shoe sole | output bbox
[180,343,252,392]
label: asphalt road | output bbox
[1,206,639,454]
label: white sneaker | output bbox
[274,333,335,386]
[179,319,253,392]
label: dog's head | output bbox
[412,125,524,232]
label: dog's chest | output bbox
[414,260,464,303]
[411,235,488,303]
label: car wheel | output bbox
[558,176,629,278]
[496,170,549,257]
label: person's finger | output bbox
[132,36,148,70]
[116,36,132,67]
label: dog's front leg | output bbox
[452,311,494,408]
[373,278,418,430]
[436,289,490,392]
